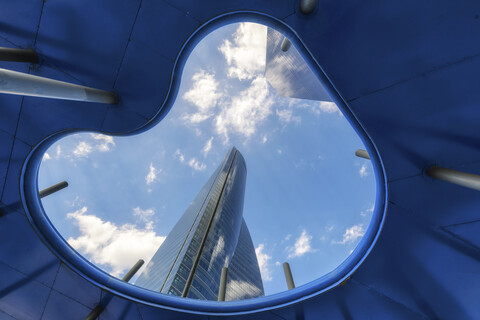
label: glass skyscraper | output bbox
[135,148,264,301]
[265,28,333,102]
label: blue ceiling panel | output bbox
[111,39,172,120]
[0,262,51,320]
[0,309,16,320]
[0,132,14,199]
[131,1,199,62]
[352,203,480,319]
[52,264,101,309]
[161,0,295,22]
[388,164,480,227]
[41,290,92,320]
[98,296,143,320]
[34,0,141,89]
[137,303,209,320]
[0,0,43,49]
[1,139,31,206]
[445,220,480,250]
[221,310,285,320]
[100,104,147,134]
[348,53,480,181]
[0,210,60,288]
[271,280,427,320]
[284,1,480,101]
[0,94,23,138]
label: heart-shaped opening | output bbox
[31,22,380,311]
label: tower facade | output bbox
[135,148,264,301]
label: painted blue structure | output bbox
[0,0,479,319]
[135,148,264,301]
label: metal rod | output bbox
[283,262,295,290]
[355,149,370,160]
[427,166,480,191]
[84,259,144,320]
[39,181,68,198]
[218,267,228,301]
[281,38,292,52]
[122,259,144,282]
[84,306,103,320]
[0,47,37,63]
[300,0,318,14]
[0,68,118,104]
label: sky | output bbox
[38,23,376,297]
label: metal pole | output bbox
[355,149,370,160]
[84,306,103,320]
[84,259,144,320]
[39,181,68,198]
[300,0,318,14]
[218,267,228,301]
[281,38,292,52]
[283,262,295,290]
[427,166,480,191]
[122,259,144,282]
[0,68,118,104]
[0,47,37,63]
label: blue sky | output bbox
[38,23,375,296]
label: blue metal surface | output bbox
[0,0,479,319]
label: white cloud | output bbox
[182,70,221,124]
[145,163,161,185]
[67,207,165,277]
[288,229,314,258]
[215,76,274,143]
[262,136,267,144]
[333,224,366,245]
[255,244,272,282]
[219,23,267,80]
[276,108,301,124]
[318,101,341,115]
[202,137,214,157]
[361,204,375,217]
[73,141,93,158]
[42,152,51,162]
[55,145,62,159]
[90,133,115,152]
[188,158,207,171]
[71,134,115,159]
[133,207,155,225]
[359,164,368,177]
[174,149,185,163]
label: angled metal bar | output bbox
[355,149,371,160]
[39,181,68,198]
[281,38,292,52]
[122,259,145,282]
[0,68,118,104]
[84,259,144,320]
[283,262,295,290]
[218,267,228,301]
[0,47,37,63]
[427,166,480,191]
[84,306,103,320]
